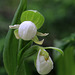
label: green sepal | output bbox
[16,61,27,75]
[21,10,44,29]
[32,36,44,45]
[14,29,20,39]
[17,45,40,75]
[44,47,64,55]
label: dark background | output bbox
[0,0,75,75]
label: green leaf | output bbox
[55,45,75,75]
[44,47,64,55]
[3,31,19,75]
[19,45,39,66]
[16,61,26,75]
[16,59,33,75]
[21,10,44,29]
[3,0,27,75]
[17,41,33,65]
[17,45,39,75]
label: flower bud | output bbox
[36,49,53,75]
[18,21,37,40]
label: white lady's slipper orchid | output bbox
[36,49,53,75]
[18,21,37,40]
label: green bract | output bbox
[21,10,44,29]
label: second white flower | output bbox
[36,49,53,75]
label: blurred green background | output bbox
[0,0,75,75]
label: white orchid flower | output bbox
[18,21,37,40]
[9,21,49,45]
[36,49,53,75]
